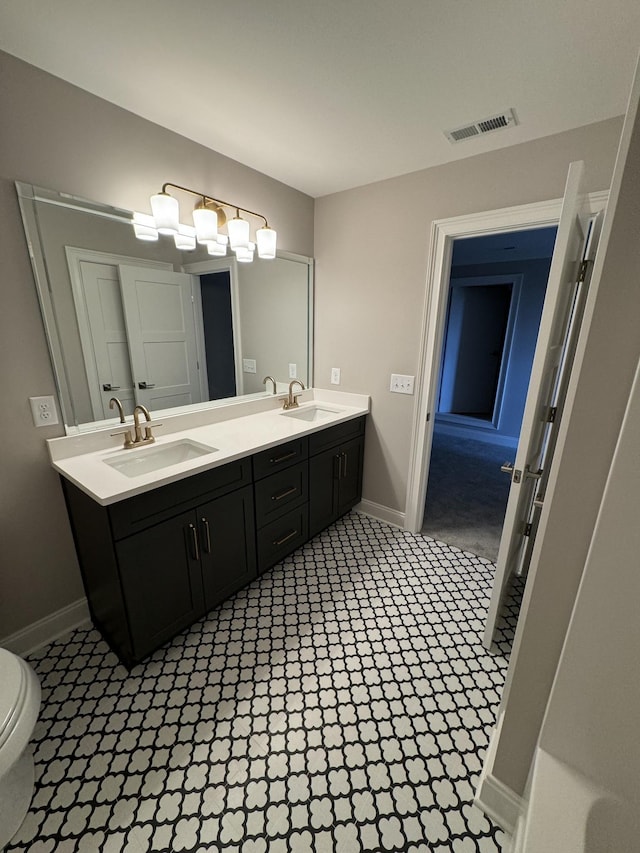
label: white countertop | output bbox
[47,388,370,506]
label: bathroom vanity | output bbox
[51,392,368,667]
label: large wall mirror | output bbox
[17,182,313,433]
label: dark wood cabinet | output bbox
[62,415,365,666]
[198,487,256,610]
[62,464,256,667]
[115,510,205,662]
[309,420,365,538]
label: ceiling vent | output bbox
[445,109,518,144]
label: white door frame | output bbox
[404,191,609,534]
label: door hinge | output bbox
[523,522,533,537]
[426,412,431,422]
[577,259,591,284]
[546,406,557,423]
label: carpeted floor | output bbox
[422,431,512,562]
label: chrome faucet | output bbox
[283,379,305,410]
[263,375,277,394]
[108,397,126,423]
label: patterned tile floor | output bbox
[8,513,522,853]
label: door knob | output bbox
[138,381,156,389]
[102,383,120,391]
[500,462,514,473]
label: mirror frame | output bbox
[16,181,314,434]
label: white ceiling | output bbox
[1,0,639,198]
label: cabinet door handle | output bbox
[201,517,212,553]
[188,523,200,561]
[269,450,297,464]
[271,485,297,502]
[335,453,342,480]
[273,529,298,547]
[342,451,348,478]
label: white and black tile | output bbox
[7,513,522,853]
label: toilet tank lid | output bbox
[0,649,28,733]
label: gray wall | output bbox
[314,120,622,513]
[0,51,314,638]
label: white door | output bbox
[118,265,203,411]
[483,161,595,649]
[80,261,136,419]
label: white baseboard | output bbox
[1,598,91,657]
[474,720,523,835]
[355,499,406,529]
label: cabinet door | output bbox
[337,436,364,515]
[198,486,257,611]
[115,511,205,662]
[309,446,341,538]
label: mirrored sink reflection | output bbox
[104,439,218,478]
[280,405,343,423]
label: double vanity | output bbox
[49,389,369,667]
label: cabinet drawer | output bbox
[109,459,251,540]
[254,462,308,528]
[309,416,365,456]
[253,437,308,480]
[257,505,309,574]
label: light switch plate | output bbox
[390,374,415,394]
[242,358,257,374]
[29,395,59,427]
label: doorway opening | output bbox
[199,271,237,400]
[437,278,517,429]
[421,227,557,561]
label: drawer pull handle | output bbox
[271,486,297,502]
[335,453,342,479]
[342,451,348,478]
[188,523,200,561]
[201,517,212,553]
[269,450,297,464]
[273,529,298,547]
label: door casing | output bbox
[404,192,609,534]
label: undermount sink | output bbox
[104,439,218,478]
[281,404,343,422]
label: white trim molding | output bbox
[355,500,405,529]
[475,718,524,835]
[1,598,90,657]
[404,190,609,534]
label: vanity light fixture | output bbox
[132,212,159,242]
[134,182,277,261]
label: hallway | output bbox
[422,430,511,562]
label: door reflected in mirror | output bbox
[17,182,313,432]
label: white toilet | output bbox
[0,649,41,850]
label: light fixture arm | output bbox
[161,182,269,227]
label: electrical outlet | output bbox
[289,363,297,379]
[29,395,59,427]
[331,367,341,385]
[242,358,257,374]
[390,374,415,395]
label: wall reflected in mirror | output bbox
[17,183,313,432]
